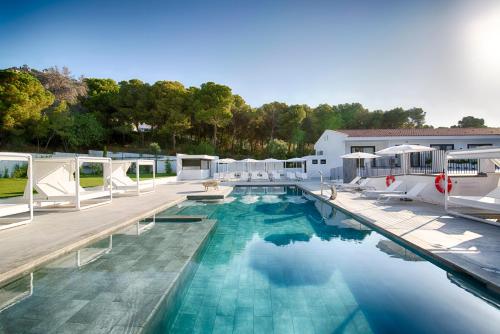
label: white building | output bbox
[176,154,218,180]
[310,128,500,179]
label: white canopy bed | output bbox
[28,156,112,210]
[0,153,33,230]
[105,159,155,196]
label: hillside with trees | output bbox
[0,66,489,158]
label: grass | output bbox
[0,173,175,198]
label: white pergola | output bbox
[0,152,33,230]
[445,147,500,226]
[29,156,113,210]
[106,159,155,196]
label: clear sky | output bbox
[1,0,499,127]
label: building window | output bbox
[317,150,324,155]
[182,159,210,170]
[320,159,326,164]
[312,159,318,164]
[467,144,492,149]
[430,144,454,151]
[350,146,376,167]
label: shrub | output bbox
[12,163,28,178]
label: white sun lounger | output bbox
[251,171,269,181]
[239,172,250,182]
[378,182,427,202]
[105,160,155,196]
[361,180,404,198]
[0,152,33,230]
[31,157,113,210]
[296,172,308,181]
[335,176,361,186]
[287,172,298,181]
[448,187,500,213]
[338,178,371,190]
[271,171,281,181]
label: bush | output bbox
[12,164,28,178]
[266,139,288,160]
[165,160,173,174]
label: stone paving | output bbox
[0,182,232,286]
[300,181,500,292]
[0,220,216,333]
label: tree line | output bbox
[0,66,488,159]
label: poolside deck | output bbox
[300,181,500,293]
[0,181,232,286]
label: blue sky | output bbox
[1,0,499,127]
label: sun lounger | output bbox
[271,171,281,181]
[338,178,372,191]
[378,182,427,202]
[448,187,500,213]
[296,172,308,181]
[336,176,361,186]
[105,160,155,196]
[287,172,298,181]
[361,180,404,198]
[31,157,113,210]
[239,172,250,182]
[251,171,269,181]
[0,153,33,230]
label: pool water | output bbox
[154,186,500,334]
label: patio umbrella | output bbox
[217,158,235,173]
[340,152,380,176]
[376,144,435,175]
[241,158,259,172]
[264,158,283,172]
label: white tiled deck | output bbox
[0,181,232,286]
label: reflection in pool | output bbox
[158,186,500,334]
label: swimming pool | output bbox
[153,186,500,333]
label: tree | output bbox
[266,139,288,159]
[453,116,486,128]
[149,142,162,172]
[277,104,306,152]
[115,79,151,144]
[193,82,233,147]
[228,95,253,152]
[30,66,87,104]
[336,103,370,129]
[0,70,54,138]
[406,108,426,128]
[82,78,120,142]
[67,113,104,150]
[258,102,288,141]
[151,81,190,150]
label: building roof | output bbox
[335,128,500,137]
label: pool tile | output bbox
[212,315,234,334]
[254,315,274,334]
[216,288,237,317]
[233,307,254,334]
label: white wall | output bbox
[310,130,348,178]
[345,136,500,151]
[364,173,500,205]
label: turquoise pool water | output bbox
[154,186,500,334]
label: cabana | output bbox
[176,154,218,180]
[29,156,113,210]
[0,153,33,230]
[445,147,500,225]
[105,159,155,195]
